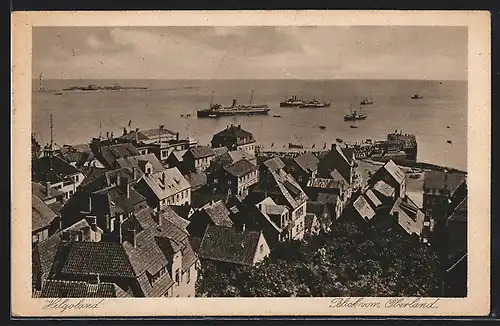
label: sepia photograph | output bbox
[12,11,490,317]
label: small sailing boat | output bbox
[447,140,452,144]
[447,125,450,129]
[273,115,281,118]
[323,142,327,149]
[319,125,326,130]
[344,105,367,121]
[312,144,316,149]
[411,92,423,100]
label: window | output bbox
[175,269,180,284]
[110,218,115,232]
[259,244,264,254]
[75,175,79,182]
[69,190,74,196]
[176,194,180,201]
[186,268,191,284]
[181,192,184,199]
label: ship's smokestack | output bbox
[232,99,237,107]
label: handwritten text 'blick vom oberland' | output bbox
[329,297,440,309]
[43,299,104,312]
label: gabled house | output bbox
[116,153,166,180]
[251,157,309,240]
[307,192,342,230]
[211,124,256,155]
[32,194,59,244]
[219,159,259,199]
[187,200,234,238]
[32,219,104,294]
[79,168,136,193]
[285,152,319,187]
[60,179,148,241]
[367,160,407,199]
[32,155,86,201]
[306,177,349,209]
[249,197,292,248]
[318,143,356,185]
[198,225,270,267]
[46,207,199,297]
[165,149,187,170]
[389,197,426,237]
[182,146,216,173]
[134,167,191,209]
[90,142,140,170]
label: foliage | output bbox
[195,219,441,297]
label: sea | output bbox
[32,79,467,171]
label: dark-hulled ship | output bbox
[299,99,331,108]
[280,96,304,107]
[197,99,270,118]
[344,107,367,121]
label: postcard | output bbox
[11,10,491,317]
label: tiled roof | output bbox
[97,186,146,214]
[32,182,64,201]
[140,167,190,201]
[60,241,135,278]
[99,143,139,168]
[307,177,344,189]
[263,157,285,172]
[32,155,80,183]
[365,189,382,208]
[141,127,177,139]
[203,200,234,227]
[381,160,405,185]
[227,150,255,164]
[317,193,339,206]
[187,146,215,159]
[116,154,166,175]
[390,197,425,236]
[353,195,376,221]
[372,180,396,198]
[212,125,254,141]
[32,195,57,231]
[161,206,191,230]
[294,152,319,173]
[33,233,63,282]
[81,168,135,192]
[330,169,348,185]
[255,197,283,233]
[213,147,229,157]
[265,204,288,216]
[199,226,261,266]
[224,159,257,177]
[136,271,174,297]
[40,280,128,298]
[423,170,467,195]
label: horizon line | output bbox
[34,77,467,82]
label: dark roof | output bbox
[141,127,177,138]
[185,171,207,189]
[224,159,257,177]
[116,154,165,175]
[32,195,57,231]
[33,233,63,281]
[79,167,110,187]
[97,186,146,213]
[59,241,135,278]
[32,155,80,183]
[170,205,193,220]
[317,193,339,205]
[263,157,285,172]
[99,143,139,168]
[423,170,467,195]
[117,130,150,142]
[198,226,262,266]
[294,152,319,173]
[203,201,234,227]
[212,125,254,141]
[40,280,129,298]
[380,160,406,185]
[161,206,191,230]
[187,146,216,159]
[80,168,135,192]
[341,147,355,164]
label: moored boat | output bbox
[280,96,304,107]
[344,106,367,121]
[299,99,331,108]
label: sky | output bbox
[32,26,467,80]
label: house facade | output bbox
[182,146,216,173]
[134,167,191,209]
[211,125,256,155]
[285,152,319,187]
[318,143,356,185]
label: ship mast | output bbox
[249,90,254,105]
[50,113,53,148]
[209,91,215,106]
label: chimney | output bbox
[96,274,100,284]
[45,182,51,197]
[129,227,136,248]
[106,131,109,139]
[90,216,97,232]
[161,172,166,184]
[123,127,127,136]
[116,175,122,186]
[135,128,139,143]
[242,224,246,232]
[110,132,114,140]
[126,182,130,198]
[232,99,237,107]
[176,132,179,141]
[155,208,162,226]
[132,167,139,180]
[238,125,241,129]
